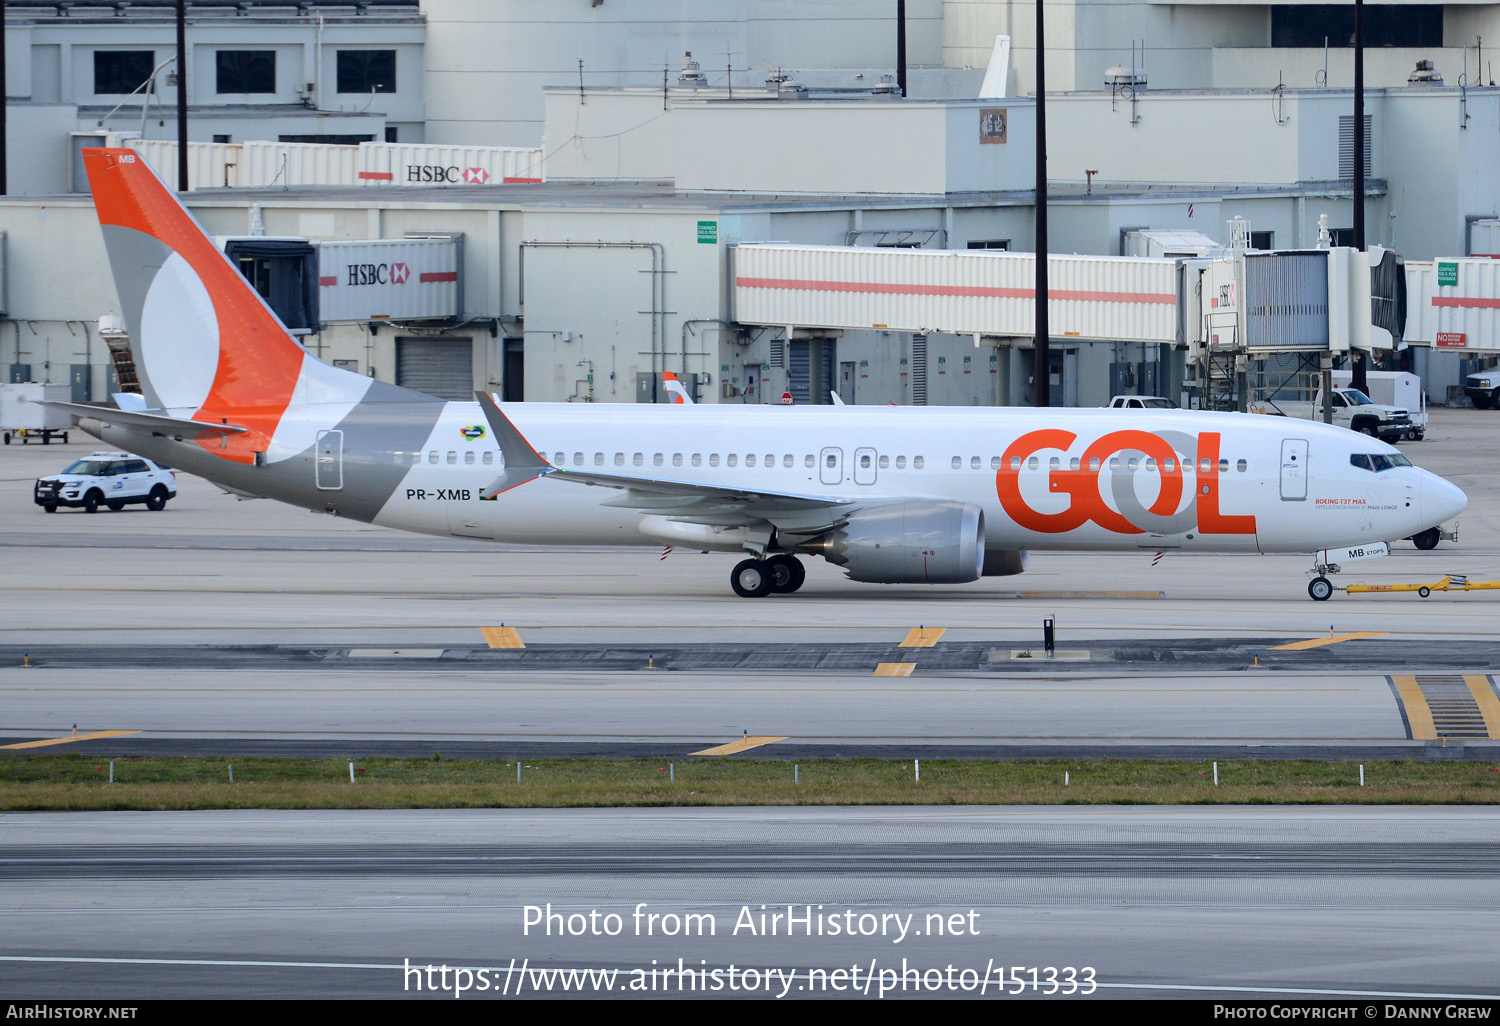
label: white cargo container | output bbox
[239,141,361,188]
[1404,258,1500,351]
[317,237,463,322]
[1331,369,1427,438]
[127,140,243,190]
[731,244,1178,343]
[1,382,71,444]
[357,142,543,186]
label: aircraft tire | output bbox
[1308,576,1333,602]
[1411,527,1441,551]
[767,555,806,594]
[730,558,775,598]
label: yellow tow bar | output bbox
[1344,575,1500,598]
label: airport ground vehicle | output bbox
[1464,368,1500,410]
[1252,388,1411,443]
[1107,396,1179,410]
[41,148,1467,600]
[33,451,176,513]
[1,383,71,445]
[1330,370,1426,440]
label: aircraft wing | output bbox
[475,391,853,534]
[40,400,249,438]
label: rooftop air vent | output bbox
[678,51,706,88]
[1105,66,1146,90]
[1408,60,1444,86]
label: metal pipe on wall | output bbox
[518,240,666,393]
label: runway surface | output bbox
[3,413,1500,999]
[4,806,1500,1000]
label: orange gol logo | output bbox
[995,429,1256,536]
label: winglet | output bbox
[474,391,554,497]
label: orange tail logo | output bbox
[84,148,307,464]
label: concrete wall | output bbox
[423,0,946,147]
[543,92,1036,195]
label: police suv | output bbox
[34,452,177,513]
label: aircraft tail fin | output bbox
[83,148,369,462]
[662,371,694,404]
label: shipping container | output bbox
[731,244,1178,343]
[1,382,71,441]
[317,237,463,322]
[239,141,361,188]
[1405,258,1500,351]
[357,142,543,186]
[126,140,243,190]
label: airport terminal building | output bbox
[4,2,1500,408]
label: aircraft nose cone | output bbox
[1423,472,1467,526]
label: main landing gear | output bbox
[730,554,806,598]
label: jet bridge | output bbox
[730,244,1179,344]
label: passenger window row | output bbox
[386,448,1253,476]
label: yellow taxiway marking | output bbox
[0,730,139,750]
[480,626,525,649]
[899,627,946,648]
[1270,631,1387,651]
[1465,675,1500,738]
[874,662,916,677]
[692,736,789,756]
[1391,676,1438,740]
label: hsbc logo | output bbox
[406,165,490,184]
[346,262,412,286]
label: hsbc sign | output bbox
[318,238,463,322]
[345,262,411,286]
[406,165,489,184]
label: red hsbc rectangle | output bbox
[318,276,337,286]
[358,171,394,181]
[419,271,458,283]
[1436,332,1468,348]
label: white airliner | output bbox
[49,149,1466,601]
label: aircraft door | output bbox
[1279,438,1308,501]
[853,446,877,485]
[316,429,344,490]
[819,446,843,486]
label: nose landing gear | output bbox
[1307,555,1342,602]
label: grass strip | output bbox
[2,754,1500,810]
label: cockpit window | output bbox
[1351,452,1412,472]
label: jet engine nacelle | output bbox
[798,500,986,584]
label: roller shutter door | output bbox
[396,337,473,401]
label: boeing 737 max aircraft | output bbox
[51,149,1467,601]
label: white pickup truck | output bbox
[1251,388,1412,443]
[1106,396,1179,410]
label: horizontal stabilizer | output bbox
[40,400,249,438]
